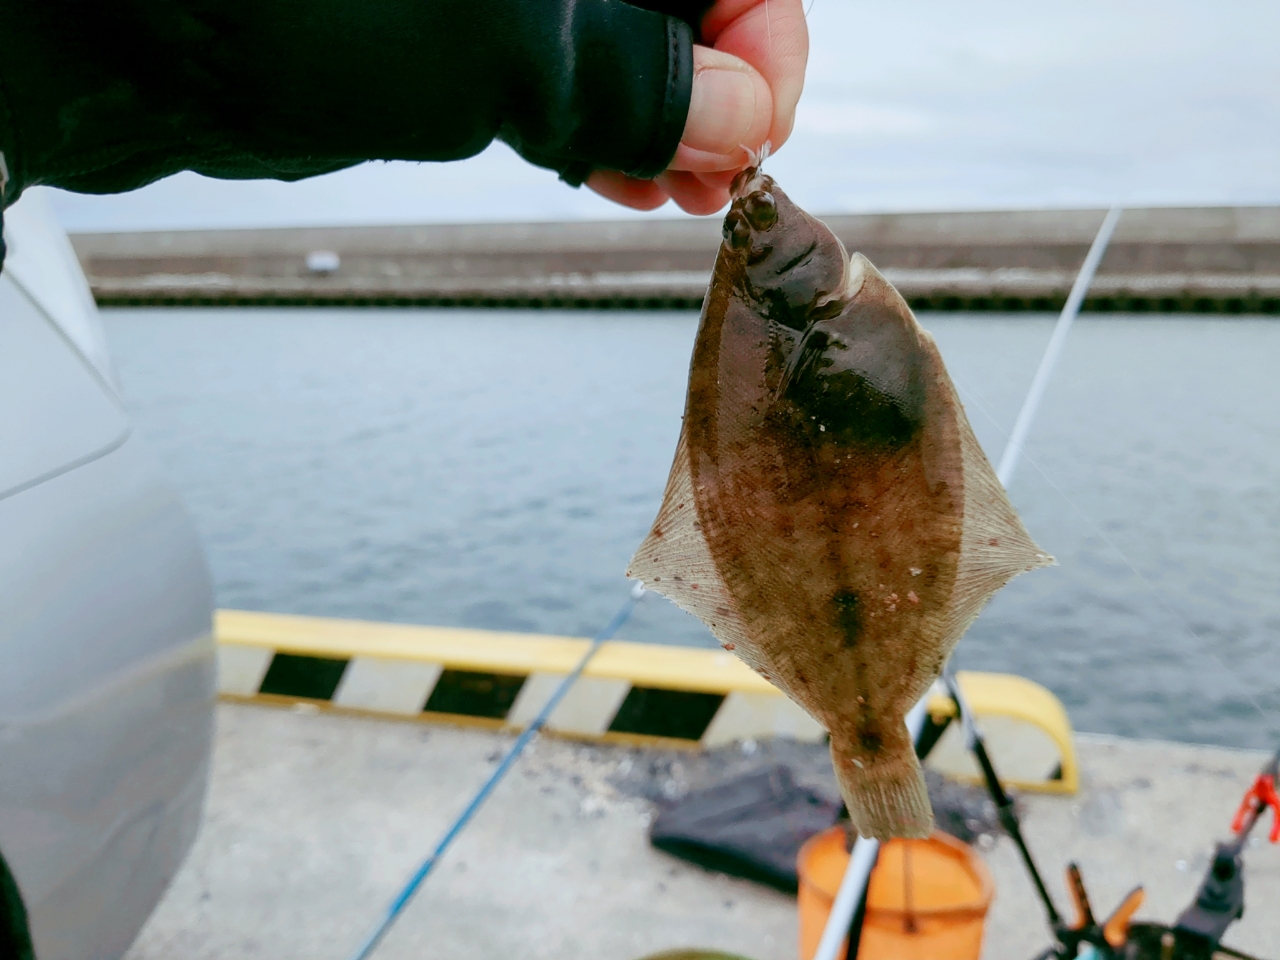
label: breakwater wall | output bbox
[73,205,1280,313]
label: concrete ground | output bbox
[125,703,1279,960]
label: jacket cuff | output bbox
[631,13,696,180]
[508,3,696,187]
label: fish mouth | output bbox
[730,141,773,198]
[730,165,770,200]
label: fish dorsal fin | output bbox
[941,395,1055,654]
[626,427,764,672]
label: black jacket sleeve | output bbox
[0,0,713,261]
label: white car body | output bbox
[0,190,216,959]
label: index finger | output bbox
[701,0,809,151]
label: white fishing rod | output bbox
[996,206,1124,488]
[811,205,1124,960]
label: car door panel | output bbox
[0,276,129,501]
[0,211,216,959]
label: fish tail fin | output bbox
[830,733,933,840]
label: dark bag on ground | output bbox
[648,763,1002,893]
[648,764,841,893]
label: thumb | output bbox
[671,45,773,173]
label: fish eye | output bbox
[743,191,777,230]
[723,210,752,249]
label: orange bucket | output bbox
[797,826,993,960]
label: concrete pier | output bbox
[125,703,1279,960]
[74,206,1280,313]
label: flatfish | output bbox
[627,168,1052,838]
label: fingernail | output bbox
[684,67,757,156]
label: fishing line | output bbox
[345,582,647,960]
[949,369,1278,730]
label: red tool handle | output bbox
[1231,773,1280,843]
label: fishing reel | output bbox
[1030,862,1144,960]
[1033,751,1279,960]
[1030,858,1266,960]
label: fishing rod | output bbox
[942,665,1064,935]
[345,581,647,960]
[812,698,931,960]
[943,663,1145,960]
[812,205,1126,960]
[996,206,1124,488]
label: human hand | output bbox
[587,0,808,216]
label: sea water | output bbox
[102,309,1280,749]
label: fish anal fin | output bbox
[831,731,933,840]
[626,428,760,668]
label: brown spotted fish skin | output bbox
[628,170,1051,839]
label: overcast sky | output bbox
[47,0,1280,232]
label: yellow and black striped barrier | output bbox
[215,609,1078,794]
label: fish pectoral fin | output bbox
[774,324,829,401]
[831,732,933,840]
[626,427,759,666]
